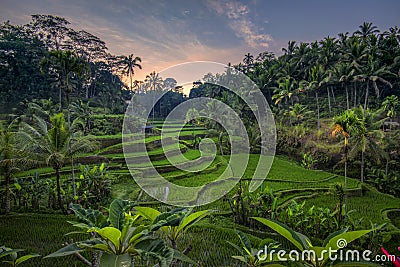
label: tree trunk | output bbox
[364,81,369,110]
[361,150,365,183]
[345,85,349,110]
[66,93,77,199]
[327,87,332,114]
[331,86,336,105]
[354,82,357,108]
[55,167,66,214]
[343,145,348,223]
[59,88,62,111]
[5,174,10,214]
[316,91,320,130]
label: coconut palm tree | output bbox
[307,64,326,130]
[272,76,298,108]
[22,113,96,213]
[119,54,142,92]
[243,53,254,73]
[145,71,163,92]
[145,71,163,122]
[355,22,380,44]
[328,62,355,110]
[354,55,394,110]
[351,107,386,183]
[40,50,88,117]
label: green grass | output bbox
[0,214,87,267]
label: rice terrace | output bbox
[1,1,400,266]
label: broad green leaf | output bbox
[100,253,131,267]
[236,230,252,253]
[252,217,311,251]
[232,255,248,264]
[109,199,134,230]
[323,228,348,247]
[177,209,210,234]
[44,243,83,258]
[172,249,196,265]
[134,206,161,221]
[15,254,40,265]
[91,227,121,251]
[325,229,374,250]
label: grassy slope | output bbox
[2,126,400,266]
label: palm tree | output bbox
[40,50,88,117]
[145,71,163,122]
[272,76,297,108]
[119,54,142,92]
[307,64,326,130]
[22,113,96,213]
[145,71,163,92]
[328,62,355,110]
[355,22,380,43]
[243,53,254,73]
[355,55,394,110]
[332,109,363,217]
[351,107,386,183]
[0,120,31,214]
[343,36,368,107]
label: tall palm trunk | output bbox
[361,151,365,183]
[354,82,357,108]
[343,144,348,223]
[66,93,77,199]
[59,88,62,111]
[55,167,66,214]
[5,174,10,214]
[327,87,332,114]
[316,91,320,130]
[364,81,369,110]
[345,85,349,110]
[331,87,336,105]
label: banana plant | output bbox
[135,206,211,250]
[253,217,381,267]
[0,246,40,266]
[45,199,194,267]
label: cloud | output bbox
[207,0,272,48]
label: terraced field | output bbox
[3,120,400,266]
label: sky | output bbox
[1,0,399,82]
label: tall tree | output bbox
[40,50,88,117]
[22,113,96,213]
[332,109,364,217]
[355,55,394,110]
[351,107,386,183]
[307,64,326,130]
[119,54,142,92]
